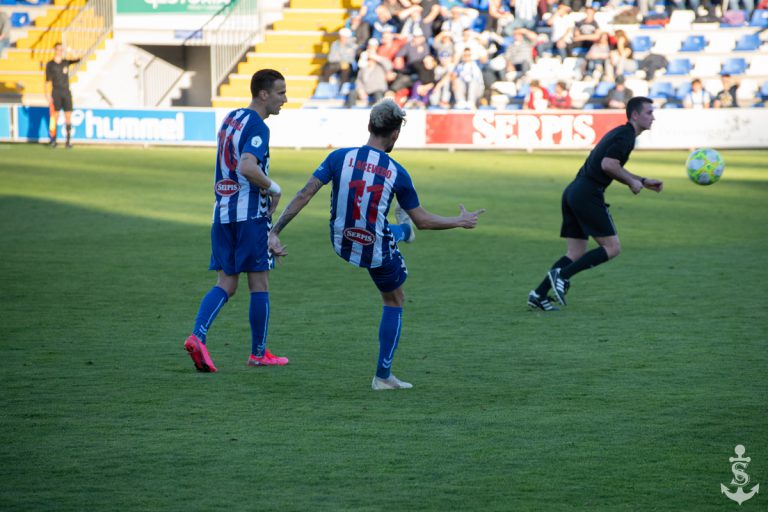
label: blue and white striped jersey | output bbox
[313,145,420,269]
[212,108,271,224]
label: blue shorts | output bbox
[209,217,273,275]
[367,252,408,293]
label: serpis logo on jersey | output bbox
[251,136,262,148]
[215,179,241,197]
[343,227,376,246]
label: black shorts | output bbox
[51,89,73,112]
[560,178,617,239]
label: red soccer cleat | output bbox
[184,334,218,373]
[248,349,289,366]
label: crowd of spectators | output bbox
[315,0,766,109]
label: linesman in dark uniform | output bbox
[528,96,664,311]
[45,42,80,148]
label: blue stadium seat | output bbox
[675,82,692,101]
[10,11,30,27]
[338,82,353,98]
[760,81,768,100]
[666,58,692,75]
[734,33,761,51]
[593,81,613,98]
[663,102,683,108]
[750,9,768,27]
[680,35,706,52]
[631,35,653,52]
[721,57,747,75]
[582,103,604,110]
[649,81,675,100]
[312,82,340,100]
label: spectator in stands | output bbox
[319,28,358,85]
[549,80,573,108]
[440,5,479,41]
[372,4,402,40]
[683,78,712,109]
[728,0,755,15]
[411,0,443,36]
[0,11,10,58]
[604,75,633,109]
[610,29,635,78]
[452,47,485,108]
[406,54,439,107]
[584,32,613,80]
[503,27,538,81]
[506,0,539,32]
[712,74,740,108]
[432,30,455,58]
[526,79,551,110]
[350,38,393,106]
[545,4,574,59]
[390,33,432,104]
[431,51,455,107]
[350,0,382,45]
[570,6,601,56]
[638,53,668,81]
[399,4,434,39]
[487,0,514,34]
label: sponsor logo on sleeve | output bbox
[251,136,262,148]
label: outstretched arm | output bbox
[268,176,325,258]
[602,157,663,195]
[404,204,485,230]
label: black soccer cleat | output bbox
[547,268,569,306]
[527,290,559,311]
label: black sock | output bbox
[561,246,609,280]
[534,255,573,297]
[66,124,72,144]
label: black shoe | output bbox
[547,268,569,305]
[527,290,559,311]
[65,142,73,149]
[48,140,57,148]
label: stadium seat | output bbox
[749,9,768,27]
[668,9,695,30]
[720,9,748,27]
[666,58,692,75]
[680,35,706,52]
[662,102,683,108]
[10,12,30,28]
[692,56,722,77]
[649,81,675,100]
[675,82,692,101]
[582,103,604,110]
[312,82,340,100]
[339,82,353,97]
[721,57,747,75]
[593,81,613,98]
[706,33,736,53]
[760,81,768,100]
[631,35,653,53]
[747,55,768,76]
[734,33,761,51]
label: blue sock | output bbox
[250,291,270,357]
[192,286,229,344]
[389,224,412,243]
[376,306,403,379]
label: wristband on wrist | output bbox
[267,180,281,194]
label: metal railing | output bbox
[61,0,114,76]
[205,0,265,100]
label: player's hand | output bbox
[458,204,486,229]
[629,179,643,195]
[268,232,287,261]
[643,178,663,193]
[267,191,281,216]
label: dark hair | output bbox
[626,96,652,120]
[250,69,285,99]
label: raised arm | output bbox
[601,157,663,195]
[268,176,325,258]
[404,204,485,230]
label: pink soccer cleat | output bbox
[184,334,218,373]
[248,349,289,366]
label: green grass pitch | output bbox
[1,143,766,511]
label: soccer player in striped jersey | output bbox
[268,99,485,390]
[527,96,663,311]
[183,69,289,372]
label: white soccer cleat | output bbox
[372,374,413,390]
[394,205,415,242]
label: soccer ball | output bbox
[686,148,724,186]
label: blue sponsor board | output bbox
[16,106,217,144]
[0,106,11,139]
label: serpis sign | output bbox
[16,107,216,144]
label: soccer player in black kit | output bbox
[528,96,663,311]
[45,43,80,148]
